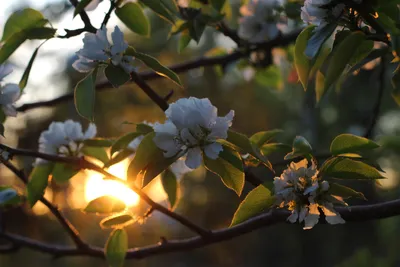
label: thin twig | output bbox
[69,0,96,33]
[102,0,117,28]
[2,199,400,259]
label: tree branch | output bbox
[102,0,117,28]
[2,199,400,259]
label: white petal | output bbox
[287,209,299,223]
[180,128,198,145]
[299,206,308,222]
[185,147,202,169]
[64,120,84,141]
[204,142,223,159]
[72,57,97,72]
[111,26,128,55]
[304,181,319,195]
[303,203,320,230]
[208,110,234,140]
[0,65,13,81]
[170,158,192,180]
[0,84,20,105]
[322,202,345,225]
[2,105,17,117]
[84,123,97,139]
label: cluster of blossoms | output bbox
[301,0,362,28]
[238,0,284,43]
[274,159,345,229]
[73,26,135,74]
[35,120,97,165]
[153,97,234,169]
[127,122,192,180]
[0,65,20,117]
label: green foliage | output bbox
[304,23,336,59]
[139,0,178,24]
[320,157,384,180]
[230,184,275,226]
[83,138,114,147]
[105,64,131,88]
[294,25,316,90]
[127,132,178,187]
[210,0,226,12]
[250,129,283,148]
[74,0,94,17]
[111,132,143,156]
[82,146,109,164]
[74,67,98,121]
[101,213,136,228]
[0,187,21,207]
[178,30,191,53]
[105,228,128,267]
[19,44,41,90]
[327,183,366,200]
[161,169,178,209]
[52,163,79,183]
[330,134,379,155]
[204,145,245,196]
[27,164,53,207]
[260,143,291,157]
[84,196,126,214]
[116,2,150,36]
[284,136,312,160]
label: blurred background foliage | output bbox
[1,0,400,266]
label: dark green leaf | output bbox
[83,138,114,147]
[260,143,291,157]
[327,182,366,200]
[179,30,191,53]
[52,163,79,183]
[136,123,154,134]
[2,8,46,41]
[139,0,177,24]
[105,149,135,168]
[105,229,128,267]
[330,134,379,155]
[204,146,244,196]
[19,44,41,90]
[284,136,313,160]
[104,64,131,88]
[116,3,150,36]
[111,132,143,156]
[27,164,53,207]
[294,25,316,90]
[74,0,94,17]
[0,32,26,64]
[74,67,98,121]
[250,129,283,148]
[210,0,226,12]
[161,169,178,208]
[84,195,126,214]
[25,27,56,39]
[320,157,384,180]
[82,146,109,164]
[189,19,206,43]
[305,23,336,59]
[101,213,136,228]
[230,184,275,226]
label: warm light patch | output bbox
[84,159,140,207]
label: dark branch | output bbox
[2,199,400,259]
[102,0,117,28]
[68,0,96,33]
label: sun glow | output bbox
[84,159,140,207]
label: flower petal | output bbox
[204,142,223,159]
[185,147,202,169]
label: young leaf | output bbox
[27,164,53,207]
[260,143,291,157]
[84,195,126,214]
[111,132,143,156]
[327,182,366,200]
[330,134,379,155]
[105,229,128,267]
[325,31,366,90]
[250,129,283,148]
[101,214,136,229]
[133,51,182,86]
[139,0,177,24]
[294,25,316,90]
[230,184,275,226]
[104,64,131,88]
[83,138,114,147]
[19,44,42,90]
[284,136,312,160]
[0,32,26,64]
[161,169,178,209]
[210,0,226,12]
[320,157,384,180]
[204,146,245,196]
[116,3,150,36]
[74,67,98,121]
[52,163,79,183]
[305,23,336,59]
[74,0,94,17]
[2,8,46,41]
[179,30,192,53]
[82,146,109,164]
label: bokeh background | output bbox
[1,0,400,266]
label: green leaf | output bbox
[19,44,42,90]
[210,0,226,12]
[230,184,275,226]
[139,0,177,24]
[136,123,154,134]
[83,138,114,147]
[27,164,53,207]
[392,64,400,105]
[111,132,143,156]
[74,0,94,17]
[84,195,126,214]
[127,132,178,187]
[250,129,283,148]
[74,67,98,121]
[105,229,128,267]
[116,3,150,36]
[325,31,366,90]
[294,25,316,90]
[226,130,273,171]
[105,149,135,168]
[204,146,245,196]
[349,40,374,66]
[104,64,131,88]
[25,27,56,39]
[327,182,366,200]
[2,8,46,41]
[284,136,313,160]
[260,143,291,157]
[320,157,384,180]
[0,32,27,64]
[330,134,379,155]
[189,19,206,43]
[0,188,19,206]
[161,169,178,209]
[101,213,136,229]
[305,23,336,59]
[179,30,191,53]
[52,163,79,183]
[82,146,109,164]
[133,51,182,86]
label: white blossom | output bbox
[73,26,135,74]
[153,97,234,169]
[274,159,345,230]
[0,65,20,117]
[238,0,282,43]
[35,120,97,165]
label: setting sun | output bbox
[84,159,140,207]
